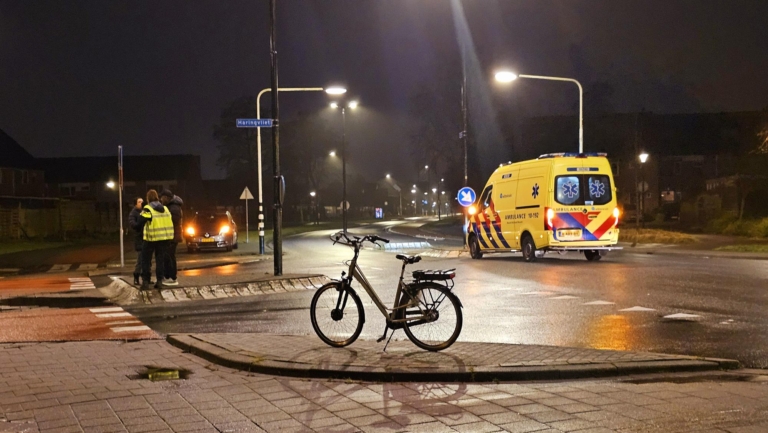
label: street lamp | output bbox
[256,86,346,259]
[106,181,115,189]
[329,151,336,157]
[309,191,317,225]
[329,100,358,233]
[495,70,584,153]
[639,152,649,228]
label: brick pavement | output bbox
[1,340,768,433]
[167,333,737,382]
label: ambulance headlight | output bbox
[467,206,477,216]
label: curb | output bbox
[101,275,331,305]
[167,334,739,383]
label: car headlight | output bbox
[220,225,230,235]
[186,227,195,236]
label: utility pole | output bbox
[341,107,348,233]
[269,0,282,276]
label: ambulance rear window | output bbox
[555,175,612,206]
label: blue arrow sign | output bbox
[457,187,476,207]
[237,118,273,128]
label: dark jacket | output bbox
[128,207,147,251]
[166,195,184,243]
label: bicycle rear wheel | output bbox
[310,282,364,347]
[402,283,462,351]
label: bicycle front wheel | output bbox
[403,283,463,351]
[310,282,364,347]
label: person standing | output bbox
[128,197,146,286]
[140,189,174,290]
[160,190,183,286]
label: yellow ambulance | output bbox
[466,152,621,262]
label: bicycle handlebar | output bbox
[330,232,389,247]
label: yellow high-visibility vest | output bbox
[141,205,174,242]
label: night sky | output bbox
[2,0,767,180]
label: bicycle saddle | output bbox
[395,254,422,264]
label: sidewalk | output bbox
[167,333,738,383]
[1,339,767,433]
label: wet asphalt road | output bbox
[127,221,768,368]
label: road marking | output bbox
[583,300,615,305]
[619,306,656,312]
[549,295,579,300]
[663,313,702,320]
[520,291,553,296]
[47,264,72,273]
[111,325,152,333]
[89,307,124,313]
[107,319,141,326]
[69,277,95,290]
[95,312,132,318]
[77,263,98,271]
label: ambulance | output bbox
[465,152,621,262]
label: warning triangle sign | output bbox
[240,186,254,200]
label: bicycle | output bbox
[310,232,463,352]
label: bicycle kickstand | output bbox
[376,324,396,352]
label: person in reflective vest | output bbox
[140,189,174,290]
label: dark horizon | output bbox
[2,0,767,180]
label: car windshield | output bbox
[195,215,230,229]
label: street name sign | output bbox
[457,187,476,207]
[237,118,273,128]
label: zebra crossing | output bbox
[46,263,104,273]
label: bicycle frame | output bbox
[341,242,420,324]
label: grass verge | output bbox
[620,228,697,244]
[0,241,68,256]
[714,244,768,253]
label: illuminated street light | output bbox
[348,101,358,109]
[639,152,649,164]
[494,71,518,83]
[386,174,391,178]
[411,189,416,193]
[106,181,115,189]
[432,188,437,193]
[330,102,338,109]
[309,191,316,197]
[325,86,347,95]
[329,151,336,157]
[424,165,429,169]
[495,69,584,153]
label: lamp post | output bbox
[384,174,402,216]
[329,100,358,233]
[639,152,649,228]
[309,191,317,225]
[106,179,124,268]
[495,71,584,153]
[256,86,345,256]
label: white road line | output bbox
[90,307,124,313]
[69,277,92,282]
[663,313,702,319]
[583,300,615,305]
[619,306,656,312]
[111,325,151,333]
[106,320,142,326]
[77,264,98,271]
[47,264,72,273]
[519,291,553,296]
[549,295,579,300]
[95,312,133,318]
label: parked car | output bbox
[184,211,238,253]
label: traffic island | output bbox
[101,274,331,305]
[167,333,739,383]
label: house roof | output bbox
[0,129,36,169]
[37,155,202,184]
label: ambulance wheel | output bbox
[522,235,537,262]
[468,235,483,259]
[584,250,602,261]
